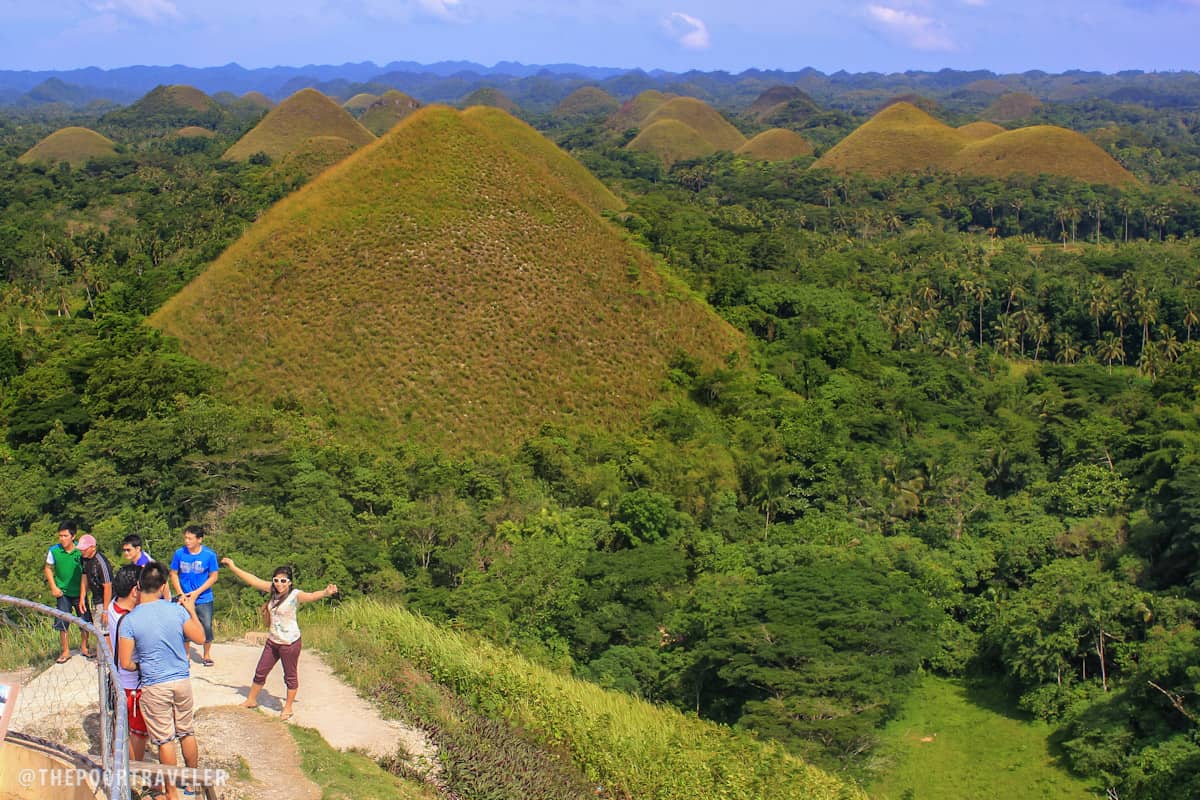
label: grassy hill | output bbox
[641,97,746,151]
[343,92,379,113]
[627,118,718,166]
[737,128,815,161]
[813,102,966,177]
[175,125,216,138]
[359,90,423,136]
[950,125,1138,186]
[460,87,519,114]
[102,84,227,135]
[985,92,1043,122]
[746,86,821,123]
[17,126,117,166]
[554,86,619,118]
[957,121,1005,141]
[305,600,865,800]
[238,91,274,110]
[223,88,375,162]
[608,89,674,131]
[152,105,742,452]
[271,135,359,180]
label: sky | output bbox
[1,0,1199,74]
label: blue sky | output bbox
[1,0,1198,73]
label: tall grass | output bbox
[17,127,118,166]
[305,600,864,800]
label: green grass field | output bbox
[290,725,437,800]
[868,676,1101,800]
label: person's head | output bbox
[183,525,205,551]
[77,534,98,559]
[270,566,294,606]
[57,520,77,549]
[138,562,170,599]
[113,565,142,602]
[121,534,143,561]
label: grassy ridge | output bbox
[223,88,376,161]
[175,125,216,138]
[461,87,520,114]
[641,97,746,152]
[608,90,674,130]
[554,86,620,118]
[152,104,741,451]
[343,92,380,112]
[737,128,815,161]
[359,90,423,135]
[17,126,117,166]
[306,601,866,800]
[627,118,718,166]
[956,121,1005,141]
[814,102,966,177]
[950,125,1138,186]
[984,92,1043,122]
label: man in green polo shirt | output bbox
[44,520,88,663]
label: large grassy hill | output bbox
[152,105,742,452]
[17,126,117,166]
[950,125,1138,186]
[985,92,1043,122]
[627,118,718,166]
[461,87,519,114]
[956,121,1005,141]
[554,86,620,118]
[813,102,966,177]
[608,89,674,130]
[223,88,376,162]
[359,90,423,136]
[342,92,379,113]
[737,128,815,161]
[641,97,746,152]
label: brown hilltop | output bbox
[555,86,620,118]
[239,91,274,110]
[627,119,717,166]
[18,127,117,166]
[745,86,820,123]
[151,105,741,452]
[343,92,379,113]
[175,126,216,138]
[737,129,814,161]
[359,90,423,136]
[223,88,375,162]
[813,102,965,177]
[640,97,746,152]
[134,84,219,114]
[957,121,1005,141]
[949,126,1138,186]
[608,90,675,131]
[461,87,519,114]
[985,92,1043,122]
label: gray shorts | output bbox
[194,602,214,643]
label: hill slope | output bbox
[152,105,741,451]
[359,90,423,136]
[957,121,1005,141]
[641,96,747,151]
[460,87,519,114]
[608,89,674,130]
[949,126,1137,186]
[554,86,620,118]
[985,92,1043,122]
[813,102,965,176]
[627,118,718,166]
[18,127,118,166]
[223,88,375,161]
[737,128,815,161]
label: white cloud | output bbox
[417,0,462,20]
[89,0,178,22]
[663,11,710,50]
[866,4,956,50]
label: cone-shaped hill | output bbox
[984,92,1043,122]
[555,86,620,119]
[461,87,519,114]
[949,126,1137,186]
[957,121,1005,141]
[736,129,814,161]
[103,84,226,134]
[745,86,820,123]
[813,103,965,177]
[343,93,379,113]
[607,90,674,131]
[151,105,741,451]
[223,88,375,162]
[640,97,746,152]
[359,90,423,136]
[626,119,716,167]
[18,127,117,166]
[175,126,216,138]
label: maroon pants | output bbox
[253,637,302,690]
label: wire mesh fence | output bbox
[0,594,130,799]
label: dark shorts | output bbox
[53,594,83,632]
[194,602,214,643]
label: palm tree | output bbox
[1183,300,1198,342]
[1137,344,1162,381]
[1158,325,1182,363]
[1117,195,1134,243]
[1010,197,1025,231]
[1111,302,1131,357]
[1135,293,1158,359]
[1031,316,1051,363]
[993,315,1019,357]
[1088,280,1111,338]
[1090,199,1105,244]
[1096,333,1125,372]
[1055,332,1082,364]
[973,282,992,347]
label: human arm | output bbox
[218,558,270,592]
[297,584,338,603]
[178,593,206,644]
[78,573,89,611]
[117,636,137,673]
[44,562,63,598]
[170,569,184,597]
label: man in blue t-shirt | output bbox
[169,525,219,667]
[118,561,206,799]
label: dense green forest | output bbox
[3,84,1200,800]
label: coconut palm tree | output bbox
[1096,333,1125,372]
[1088,280,1111,338]
[1157,325,1182,363]
[1183,300,1198,342]
[1055,332,1082,364]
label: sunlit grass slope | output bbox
[950,125,1138,186]
[554,86,619,118]
[737,128,815,161]
[985,92,1043,122]
[271,135,358,180]
[133,84,220,115]
[608,89,674,130]
[813,102,966,177]
[641,97,746,151]
[869,676,1099,800]
[223,88,375,161]
[17,126,117,166]
[237,91,274,110]
[343,92,379,112]
[745,86,818,119]
[461,87,520,114]
[305,601,865,800]
[956,121,1005,141]
[152,105,741,452]
[359,90,423,136]
[627,118,718,166]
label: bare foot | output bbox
[280,708,294,721]
[239,700,258,709]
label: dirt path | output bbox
[194,706,320,800]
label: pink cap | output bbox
[77,534,97,550]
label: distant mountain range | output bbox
[2,62,1199,113]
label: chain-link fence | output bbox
[0,594,130,799]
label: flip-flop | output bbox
[201,659,214,667]
[55,654,71,664]
[81,650,95,660]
